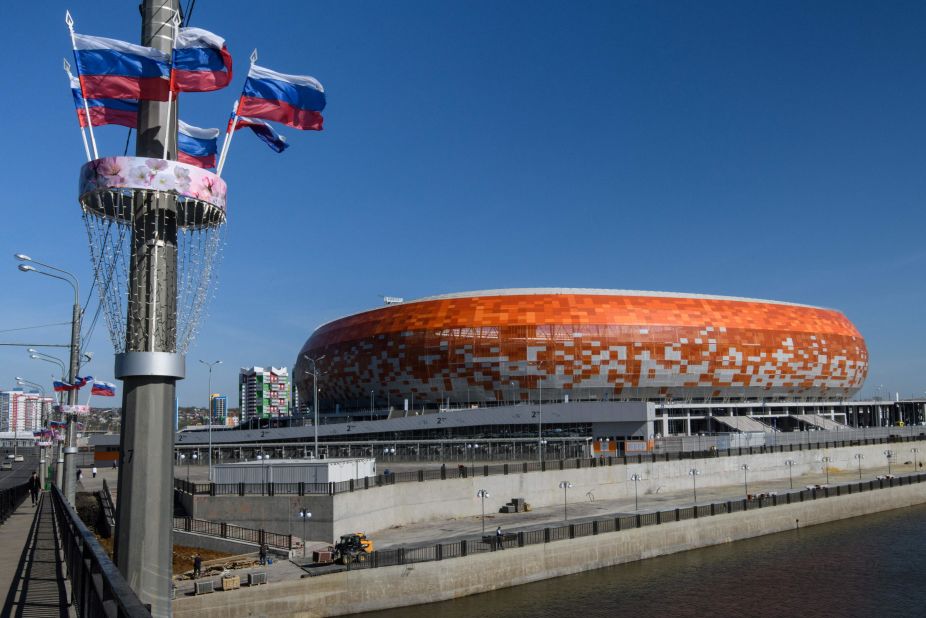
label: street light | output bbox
[784,459,795,489]
[303,355,325,459]
[559,481,574,521]
[884,449,894,475]
[912,447,920,472]
[476,489,490,534]
[821,456,831,485]
[688,468,700,504]
[16,253,81,504]
[741,464,750,498]
[630,473,642,511]
[529,360,545,464]
[855,453,864,480]
[199,359,222,482]
[298,509,312,557]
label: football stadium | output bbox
[294,288,868,413]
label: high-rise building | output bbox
[238,367,290,421]
[0,390,53,433]
[210,394,227,422]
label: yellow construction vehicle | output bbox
[333,533,374,564]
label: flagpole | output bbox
[66,11,99,160]
[163,10,182,160]
[216,102,239,175]
[65,59,92,162]
[217,49,257,176]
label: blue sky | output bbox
[0,1,923,406]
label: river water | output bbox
[365,504,926,617]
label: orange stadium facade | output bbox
[294,289,868,413]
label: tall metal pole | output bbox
[314,365,319,457]
[114,2,182,615]
[200,360,222,481]
[63,299,81,504]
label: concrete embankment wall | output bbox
[184,440,926,541]
[174,480,926,618]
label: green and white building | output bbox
[238,367,290,421]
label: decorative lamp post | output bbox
[741,464,750,498]
[884,450,894,475]
[559,481,574,521]
[688,468,700,504]
[476,489,490,534]
[912,447,920,472]
[298,509,312,557]
[821,456,831,485]
[854,453,864,480]
[630,473,642,511]
[784,459,796,489]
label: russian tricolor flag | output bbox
[53,380,75,392]
[91,381,117,397]
[177,120,219,169]
[70,75,138,128]
[229,115,289,153]
[237,64,325,131]
[73,33,170,101]
[171,27,233,93]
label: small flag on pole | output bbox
[91,381,117,397]
[237,64,325,130]
[171,27,233,92]
[228,115,289,153]
[177,120,220,169]
[69,73,138,128]
[72,33,171,101]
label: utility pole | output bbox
[113,1,182,615]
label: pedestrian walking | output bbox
[193,554,202,578]
[259,543,268,565]
[77,468,83,483]
[496,526,505,550]
[112,461,117,470]
[28,472,41,506]
[92,466,98,479]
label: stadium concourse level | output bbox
[85,398,926,466]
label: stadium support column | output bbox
[113,1,182,616]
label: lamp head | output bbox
[27,348,37,353]
[18,264,35,272]
[30,354,38,359]
[14,254,31,262]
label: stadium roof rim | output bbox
[311,288,830,332]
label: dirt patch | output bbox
[173,545,235,575]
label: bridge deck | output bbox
[1,493,74,617]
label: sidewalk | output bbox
[0,496,36,598]
[0,493,74,617]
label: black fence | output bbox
[1,480,29,525]
[174,432,926,499]
[339,471,926,572]
[51,485,150,617]
[173,516,293,550]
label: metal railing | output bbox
[99,479,117,538]
[50,485,150,617]
[174,431,926,498]
[1,480,29,524]
[173,516,293,550]
[339,471,926,572]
